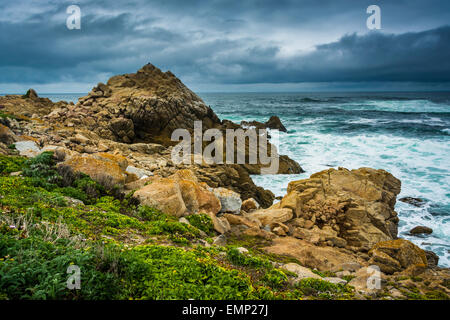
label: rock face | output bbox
[72,63,221,143]
[368,239,428,275]
[278,167,402,250]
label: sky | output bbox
[1,0,450,93]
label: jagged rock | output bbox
[23,89,38,99]
[241,198,259,212]
[213,187,242,214]
[279,167,401,250]
[240,115,287,132]
[399,197,425,207]
[409,226,433,235]
[424,250,439,267]
[368,239,428,275]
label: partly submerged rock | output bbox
[409,226,433,235]
[399,197,426,207]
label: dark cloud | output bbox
[0,0,449,91]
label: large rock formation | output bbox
[278,167,402,250]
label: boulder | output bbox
[134,178,187,217]
[279,167,401,250]
[14,140,41,157]
[409,226,433,235]
[281,263,321,280]
[0,124,17,145]
[223,213,262,229]
[248,208,293,226]
[126,165,153,179]
[348,266,386,294]
[263,236,364,272]
[368,239,428,275]
[241,198,259,212]
[60,153,129,187]
[213,187,242,214]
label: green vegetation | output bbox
[0,153,376,300]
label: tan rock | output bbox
[368,239,428,275]
[0,124,17,145]
[133,178,187,217]
[205,211,230,234]
[241,198,260,212]
[281,263,321,280]
[278,167,401,250]
[263,236,365,272]
[60,154,127,186]
[223,213,262,229]
[247,208,293,226]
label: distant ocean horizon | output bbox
[16,91,450,267]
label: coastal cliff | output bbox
[0,64,448,300]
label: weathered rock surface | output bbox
[213,187,242,214]
[263,237,365,272]
[279,167,402,250]
[59,153,131,187]
[368,239,428,275]
[281,263,321,280]
[248,208,293,226]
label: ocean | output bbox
[42,92,450,267]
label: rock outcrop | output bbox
[278,167,401,250]
[368,239,428,275]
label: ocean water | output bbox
[41,92,450,267]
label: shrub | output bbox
[186,213,215,235]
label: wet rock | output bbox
[409,226,433,235]
[399,197,425,207]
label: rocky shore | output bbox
[0,64,448,300]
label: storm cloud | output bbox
[0,0,449,92]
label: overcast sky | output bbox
[1,0,450,93]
